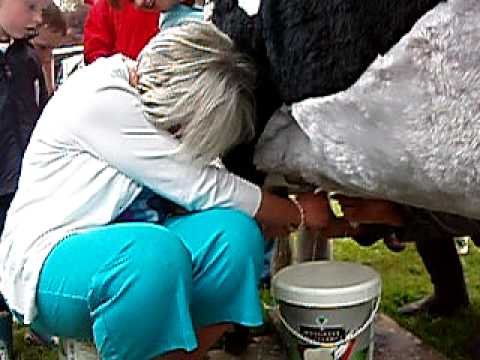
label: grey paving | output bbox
[206,314,448,360]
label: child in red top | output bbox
[83,0,160,63]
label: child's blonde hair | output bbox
[136,22,257,162]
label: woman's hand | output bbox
[296,191,335,230]
[256,191,335,233]
[321,218,362,238]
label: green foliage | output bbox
[335,239,480,360]
[13,326,57,360]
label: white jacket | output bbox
[0,55,261,323]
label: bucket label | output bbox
[302,346,368,360]
[304,347,335,360]
[300,325,345,344]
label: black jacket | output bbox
[0,40,48,195]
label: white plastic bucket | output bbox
[272,261,381,360]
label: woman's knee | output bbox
[88,225,196,359]
[88,224,193,313]
[212,210,264,274]
[128,224,192,270]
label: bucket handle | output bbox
[273,296,380,358]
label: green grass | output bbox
[14,239,480,359]
[13,326,57,360]
[335,239,480,360]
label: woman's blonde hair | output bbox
[136,21,257,163]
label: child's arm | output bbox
[83,0,116,64]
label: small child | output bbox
[0,0,50,233]
[159,0,204,29]
[0,0,50,356]
[31,2,67,94]
[83,0,160,64]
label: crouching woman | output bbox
[0,22,335,360]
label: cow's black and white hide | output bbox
[255,0,480,220]
[214,0,443,105]
[215,0,444,183]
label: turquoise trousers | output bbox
[32,209,264,359]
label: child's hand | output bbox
[126,60,139,86]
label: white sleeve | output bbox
[71,83,262,216]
